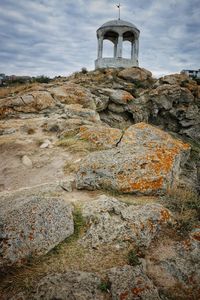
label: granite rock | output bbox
[0,195,74,267]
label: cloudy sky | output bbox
[0,0,200,77]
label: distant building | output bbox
[181,69,200,79]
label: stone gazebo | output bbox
[95,19,140,69]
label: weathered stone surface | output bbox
[99,110,134,130]
[118,67,152,82]
[146,227,200,299]
[76,125,122,149]
[0,195,74,267]
[158,73,197,86]
[146,84,200,140]
[108,102,126,113]
[108,265,161,300]
[0,91,55,118]
[93,93,109,112]
[81,195,172,248]
[82,195,127,219]
[49,83,96,109]
[149,84,194,108]
[64,104,100,123]
[101,88,134,104]
[27,271,104,300]
[76,123,190,195]
[42,116,96,135]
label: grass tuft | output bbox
[98,279,111,293]
[127,249,141,266]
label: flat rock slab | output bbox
[76,123,190,195]
[0,195,74,267]
[80,195,172,248]
[77,125,122,149]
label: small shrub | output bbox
[81,67,88,74]
[127,249,141,266]
[34,76,51,84]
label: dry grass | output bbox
[162,186,200,234]
[63,160,80,174]
[0,83,40,99]
[57,136,106,153]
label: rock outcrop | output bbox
[0,195,74,267]
[0,67,199,300]
[81,195,172,248]
[0,91,56,118]
[76,123,190,195]
[118,67,152,82]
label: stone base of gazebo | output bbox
[95,57,138,69]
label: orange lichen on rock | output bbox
[120,291,129,300]
[122,92,134,103]
[76,122,190,195]
[119,177,164,193]
[160,209,171,222]
[131,287,145,296]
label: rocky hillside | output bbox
[0,67,199,299]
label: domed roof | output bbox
[98,19,139,32]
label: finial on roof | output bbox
[116,3,121,20]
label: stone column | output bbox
[116,34,123,58]
[134,39,139,61]
[131,42,134,60]
[97,36,103,59]
[114,41,117,58]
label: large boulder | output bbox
[76,123,190,195]
[49,83,96,109]
[157,73,197,86]
[118,67,152,82]
[140,84,200,140]
[81,195,172,248]
[101,88,134,105]
[0,195,74,267]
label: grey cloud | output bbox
[0,0,199,77]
